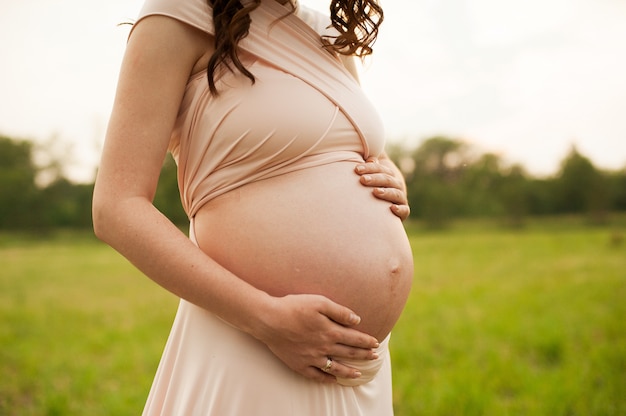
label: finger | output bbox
[317,358,363,380]
[294,357,368,384]
[390,204,410,221]
[317,298,361,327]
[302,366,337,383]
[355,162,394,176]
[372,187,408,205]
[329,326,380,351]
[329,343,379,361]
[359,172,402,189]
[317,302,379,349]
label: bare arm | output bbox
[92,16,378,383]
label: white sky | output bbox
[1,0,625,182]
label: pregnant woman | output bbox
[92,0,413,414]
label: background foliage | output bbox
[1,134,624,231]
[1,221,624,415]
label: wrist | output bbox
[239,292,280,343]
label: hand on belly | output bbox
[250,292,382,383]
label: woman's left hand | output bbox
[355,156,410,221]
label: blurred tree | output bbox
[525,177,557,216]
[411,136,468,180]
[153,154,188,226]
[0,135,43,229]
[554,146,609,223]
[607,168,626,212]
[41,179,93,228]
[33,134,72,188]
[499,164,529,227]
[460,153,505,217]
[406,136,470,227]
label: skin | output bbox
[357,156,411,221]
[92,8,409,385]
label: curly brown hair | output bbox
[206,0,384,94]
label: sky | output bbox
[1,0,625,182]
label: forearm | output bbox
[92,196,271,337]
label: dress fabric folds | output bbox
[144,302,393,415]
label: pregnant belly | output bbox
[193,162,414,341]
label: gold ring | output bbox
[321,357,333,373]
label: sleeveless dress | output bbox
[132,1,395,414]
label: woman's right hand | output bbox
[252,294,380,383]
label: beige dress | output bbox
[133,0,395,414]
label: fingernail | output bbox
[355,165,365,173]
[350,313,361,325]
[375,187,385,194]
[353,371,362,378]
[362,175,371,183]
[372,352,379,360]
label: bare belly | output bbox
[193,161,413,341]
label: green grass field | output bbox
[1,218,625,415]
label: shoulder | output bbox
[132,0,215,37]
[296,5,336,37]
[296,5,361,82]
